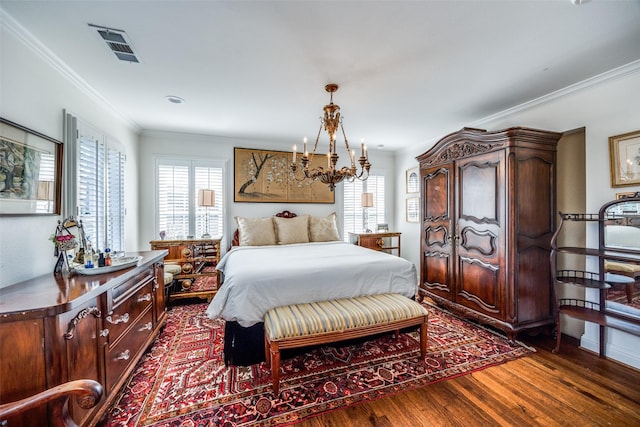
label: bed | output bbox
[205,211,418,365]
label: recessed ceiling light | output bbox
[166,95,185,104]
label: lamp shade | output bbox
[198,189,215,207]
[361,192,374,208]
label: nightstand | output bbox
[349,232,401,256]
[149,237,221,302]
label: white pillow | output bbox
[273,215,310,245]
[236,216,277,246]
[309,213,340,242]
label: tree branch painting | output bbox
[234,147,334,203]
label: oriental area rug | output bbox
[100,301,534,426]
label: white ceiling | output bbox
[2,0,640,152]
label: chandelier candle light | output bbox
[291,84,371,191]
[198,189,215,238]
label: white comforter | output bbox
[205,241,418,327]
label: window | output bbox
[77,124,125,252]
[343,175,385,240]
[156,158,224,239]
[64,112,125,252]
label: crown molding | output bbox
[470,59,640,127]
[1,9,141,132]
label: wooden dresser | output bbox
[0,250,167,427]
[149,238,221,301]
[417,127,562,340]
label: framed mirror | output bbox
[599,192,640,319]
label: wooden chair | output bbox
[0,379,103,427]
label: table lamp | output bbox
[361,192,373,233]
[198,189,215,238]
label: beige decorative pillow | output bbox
[236,216,277,246]
[309,213,340,242]
[273,215,310,245]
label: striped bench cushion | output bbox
[265,293,427,341]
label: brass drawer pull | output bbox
[137,293,152,303]
[106,313,130,325]
[115,349,130,361]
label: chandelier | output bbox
[291,83,371,191]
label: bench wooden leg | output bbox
[420,319,428,358]
[270,341,281,396]
[264,335,270,368]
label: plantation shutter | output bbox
[77,131,125,252]
[158,163,190,239]
[156,159,225,239]
[342,175,385,240]
[195,166,223,238]
[107,146,125,251]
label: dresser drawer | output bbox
[104,306,154,392]
[105,279,153,342]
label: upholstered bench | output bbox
[264,293,428,395]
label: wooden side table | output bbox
[149,238,221,302]
[349,232,401,256]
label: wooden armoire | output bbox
[416,127,562,340]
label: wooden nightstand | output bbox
[349,232,401,256]
[149,238,221,302]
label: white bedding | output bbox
[205,241,418,327]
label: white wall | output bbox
[137,130,396,253]
[396,65,640,368]
[0,18,140,287]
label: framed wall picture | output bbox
[0,118,62,215]
[609,130,640,187]
[234,147,335,203]
[406,197,419,223]
[406,167,419,193]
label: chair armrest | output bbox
[0,379,103,427]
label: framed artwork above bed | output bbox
[234,147,335,203]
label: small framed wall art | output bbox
[406,167,419,193]
[0,118,63,215]
[406,197,419,223]
[609,130,640,187]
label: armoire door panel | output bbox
[423,167,450,221]
[459,226,498,256]
[425,225,449,247]
[516,246,553,323]
[516,154,555,238]
[457,257,501,315]
[458,159,501,225]
[422,253,453,295]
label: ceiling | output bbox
[2,0,640,152]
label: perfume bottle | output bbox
[84,243,94,268]
[105,248,112,266]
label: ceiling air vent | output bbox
[89,24,140,63]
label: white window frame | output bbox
[63,111,125,252]
[342,174,386,241]
[154,156,225,240]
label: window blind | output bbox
[342,175,385,240]
[156,159,224,239]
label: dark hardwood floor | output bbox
[296,334,640,427]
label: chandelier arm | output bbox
[340,121,356,166]
[309,119,323,160]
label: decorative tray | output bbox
[73,256,142,275]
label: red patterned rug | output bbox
[100,302,534,426]
[607,282,640,310]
